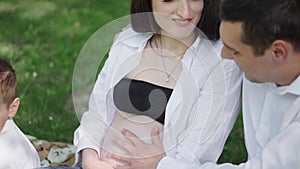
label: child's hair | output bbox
[0,58,17,107]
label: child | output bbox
[0,58,40,169]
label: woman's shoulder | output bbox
[211,39,223,59]
[112,27,152,48]
[211,39,223,51]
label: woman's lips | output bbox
[173,18,192,27]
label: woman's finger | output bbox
[111,153,132,169]
[121,129,143,146]
[151,126,162,145]
[113,137,135,153]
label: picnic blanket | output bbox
[27,135,76,167]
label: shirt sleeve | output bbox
[73,50,115,161]
[162,59,242,164]
[158,119,300,169]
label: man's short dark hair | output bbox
[221,0,300,55]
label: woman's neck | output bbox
[155,31,197,56]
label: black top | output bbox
[113,78,173,124]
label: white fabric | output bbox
[73,28,242,164]
[157,75,300,169]
[0,119,40,169]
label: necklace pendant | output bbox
[165,75,170,83]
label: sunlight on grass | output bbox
[0,43,18,59]
[0,1,18,13]
[0,1,56,19]
[19,1,56,20]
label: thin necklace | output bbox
[150,36,185,83]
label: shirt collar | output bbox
[115,28,219,70]
[274,75,300,96]
[116,27,205,53]
[182,36,222,71]
[113,27,152,48]
[0,119,13,135]
[181,36,204,67]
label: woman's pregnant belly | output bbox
[100,111,163,166]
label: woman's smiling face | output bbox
[152,0,204,39]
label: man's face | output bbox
[220,21,277,83]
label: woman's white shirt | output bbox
[73,28,242,164]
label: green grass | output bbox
[218,111,247,164]
[0,0,130,142]
[0,0,247,164]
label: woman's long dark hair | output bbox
[130,0,221,41]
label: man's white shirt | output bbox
[158,75,300,169]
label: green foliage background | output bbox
[0,0,246,164]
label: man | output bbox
[112,0,300,168]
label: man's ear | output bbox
[271,40,293,63]
[8,98,20,118]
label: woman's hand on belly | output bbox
[111,126,166,169]
[82,148,113,169]
[100,112,164,167]
[101,112,163,156]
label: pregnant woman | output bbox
[74,0,242,169]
